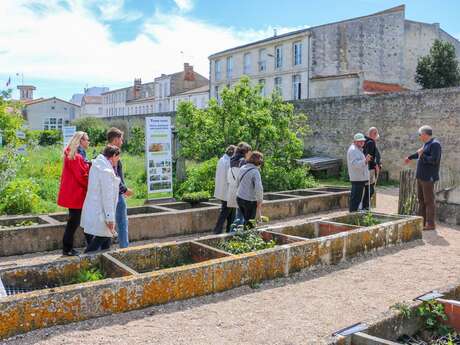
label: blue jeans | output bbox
[230,208,245,232]
[116,195,129,248]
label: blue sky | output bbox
[1,0,459,101]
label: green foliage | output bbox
[415,39,460,89]
[35,130,62,146]
[217,229,276,254]
[0,220,38,229]
[71,267,105,284]
[72,117,107,145]
[0,178,41,214]
[0,90,24,146]
[176,76,310,164]
[175,158,218,197]
[261,157,316,192]
[181,191,211,203]
[359,212,381,227]
[390,301,413,319]
[417,299,452,336]
[126,124,145,155]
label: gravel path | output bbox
[3,188,460,345]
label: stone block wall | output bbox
[293,87,460,179]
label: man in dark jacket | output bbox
[107,128,133,247]
[362,127,381,210]
[404,125,442,230]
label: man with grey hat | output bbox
[404,125,442,230]
[347,133,372,212]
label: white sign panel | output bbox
[145,117,173,194]
[62,126,76,148]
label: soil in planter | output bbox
[217,230,276,255]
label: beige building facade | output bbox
[23,97,80,130]
[209,5,460,100]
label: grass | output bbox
[8,145,148,214]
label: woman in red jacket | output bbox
[57,131,90,256]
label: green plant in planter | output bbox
[71,266,105,284]
[217,229,276,254]
[417,299,452,336]
[181,191,211,204]
[390,301,413,319]
[0,220,38,229]
[356,212,381,227]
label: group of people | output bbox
[347,125,442,230]
[213,142,264,233]
[57,128,133,256]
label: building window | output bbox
[274,77,283,96]
[243,53,251,74]
[43,117,63,130]
[214,85,219,101]
[275,45,283,69]
[98,107,102,115]
[294,42,302,65]
[51,106,55,110]
[293,75,301,100]
[259,79,266,96]
[226,56,233,79]
[215,60,222,81]
[163,83,168,97]
[258,49,267,72]
[159,103,162,112]
[172,100,176,111]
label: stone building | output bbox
[101,63,208,116]
[23,97,80,130]
[170,84,209,111]
[81,96,103,117]
[209,5,460,100]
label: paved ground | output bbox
[3,188,460,345]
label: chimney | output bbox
[133,78,141,99]
[17,85,36,101]
[184,63,195,81]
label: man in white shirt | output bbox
[213,145,236,233]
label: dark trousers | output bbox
[62,208,82,252]
[349,181,366,212]
[362,184,374,210]
[85,236,111,253]
[213,200,235,234]
[417,179,435,226]
[236,197,257,228]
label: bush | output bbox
[126,125,145,155]
[0,178,41,214]
[175,158,218,197]
[73,117,107,146]
[260,158,317,192]
[37,130,62,146]
[181,191,211,203]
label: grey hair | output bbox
[368,127,378,135]
[418,125,433,136]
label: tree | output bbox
[415,39,460,89]
[176,76,310,164]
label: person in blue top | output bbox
[404,125,442,230]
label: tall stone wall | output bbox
[293,87,460,180]
[310,6,405,85]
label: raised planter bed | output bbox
[280,189,328,197]
[263,193,296,201]
[276,220,361,239]
[0,216,48,229]
[0,188,351,257]
[0,211,422,340]
[332,288,460,345]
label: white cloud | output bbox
[92,0,142,22]
[173,0,194,13]
[0,0,304,97]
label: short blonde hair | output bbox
[65,131,88,160]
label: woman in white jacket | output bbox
[81,145,121,253]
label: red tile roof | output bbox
[363,80,408,94]
[82,96,102,104]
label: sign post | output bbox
[145,117,173,199]
[62,126,76,148]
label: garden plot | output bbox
[279,189,329,197]
[0,254,132,296]
[110,241,230,273]
[275,220,361,239]
[0,216,48,229]
[156,201,218,210]
[333,288,460,345]
[0,211,422,340]
[330,212,406,227]
[263,193,296,201]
